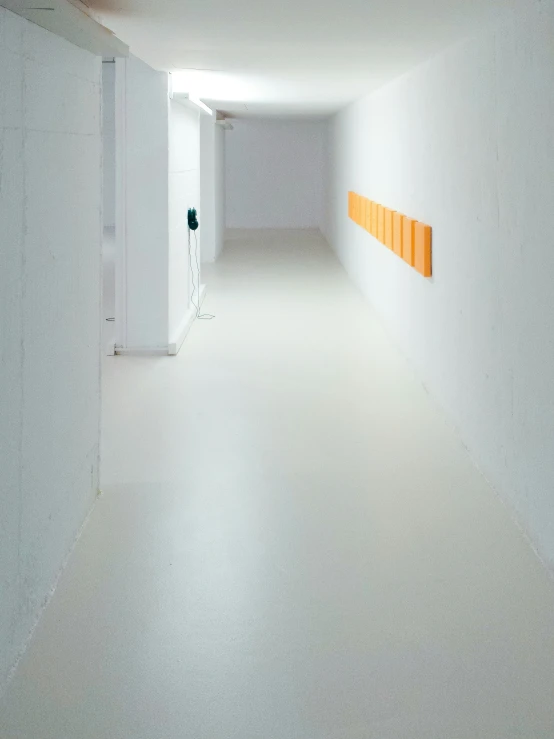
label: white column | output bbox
[115,55,169,352]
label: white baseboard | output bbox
[113,286,207,357]
[167,308,195,356]
[167,284,207,356]
[114,346,169,356]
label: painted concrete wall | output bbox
[199,115,215,264]
[168,99,200,343]
[200,117,226,263]
[102,61,115,230]
[0,7,102,691]
[214,125,226,259]
[124,54,169,350]
[226,119,325,229]
[324,0,554,566]
[118,64,203,352]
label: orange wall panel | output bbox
[371,202,378,237]
[365,200,372,232]
[358,195,366,226]
[347,192,433,278]
[393,212,403,257]
[414,222,432,277]
[377,205,385,243]
[385,209,394,249]
[402,217,415,266]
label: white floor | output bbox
[2,229,554,738]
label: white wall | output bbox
[0,7,102,690]
[199,116,215,263]
[117,65,203,353]
[200,117,226,263]
[102,61,115,230]
[324,0,554,566]
[122,55,169,350]
[168,99,200,343]
[214,125,225,259]
[226,119,325,230]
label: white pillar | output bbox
[115,55,169,352]
[200,116,226,262]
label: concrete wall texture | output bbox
[225,118,325,230]
[323,0,554,566]
[0,7,102,690]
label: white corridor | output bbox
[2,231,554,738]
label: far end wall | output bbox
[225,118,325,230]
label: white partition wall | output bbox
[199,116,215,263]
[0,5,104,692]
[168,99,200,351]
[102,61,116,231]
[116,54,169,353]
[214,124,226,259]
[200,116,226,263]
[113,60,203,355]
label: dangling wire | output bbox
[188,228,215,320]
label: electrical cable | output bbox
[188,227,215,320]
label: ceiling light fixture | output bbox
[169,75,213,115]
[171,69,255,103]
[185,94,213,116]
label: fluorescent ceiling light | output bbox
[187,95,213,115]
[171,69,256,102]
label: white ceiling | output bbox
[88,0,518,117]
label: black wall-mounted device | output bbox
[187,208,199,231]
